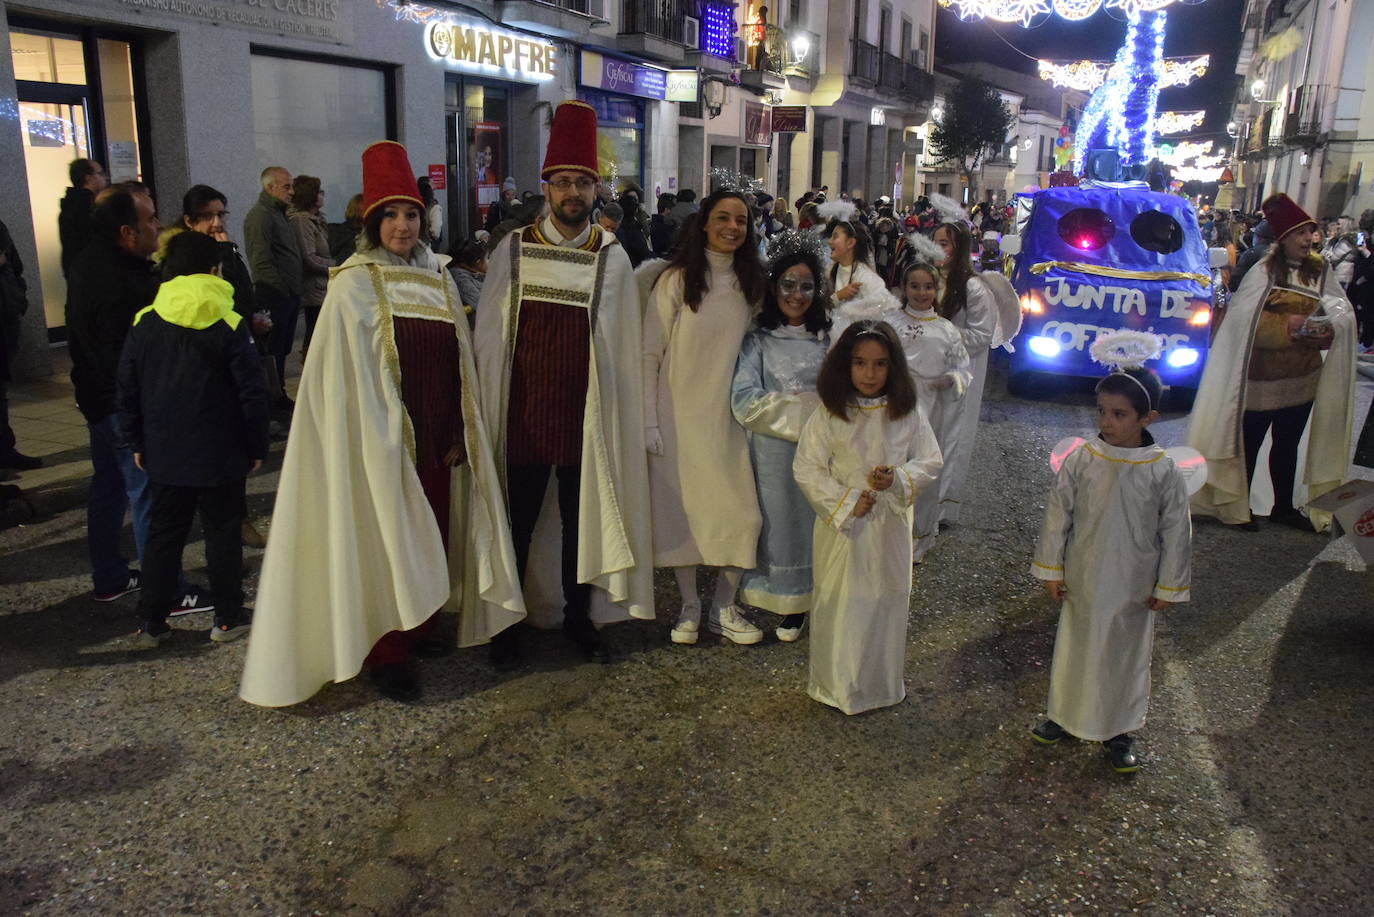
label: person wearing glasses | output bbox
[474,101,655,668]
[729,242,832,641]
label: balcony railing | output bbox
[1283,84,1328,142]
[743,22,784,73]
[621,0,685,42]
[850,39,879,84]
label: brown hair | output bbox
[816,321,916,421]
[658,189,768,312]
[1262,243,1323,288]
[290,175,322,212]
[934,222,974,320]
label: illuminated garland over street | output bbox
[939,0,1191,23]
[1154,110,1207,135]
[1037,55,1209,91]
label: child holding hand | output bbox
[793,321,943,714]
[1030,341,1192,773]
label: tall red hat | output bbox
[541,100,600,181]
[361,141,423,221]
[1260,193,1316,241]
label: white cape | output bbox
[240,249,525,707]
[474,228,656,626]
[1186,260,1357,527]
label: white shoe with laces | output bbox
[708,604,763,645]
[670,600,701,645]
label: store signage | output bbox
[666,71,700,103]
[425,21,557,83]
[771,106,806,133]
[428,164,446,191]
[744,102,772,145]
[580,51,671,101]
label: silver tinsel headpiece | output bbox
[766,229,832,274]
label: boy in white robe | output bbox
[1030,348,1192,773]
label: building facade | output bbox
[1231,0,1374,219]
[2,0,938,380]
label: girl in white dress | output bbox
[891,261,971,563]
[933,221,998,526]
[1030,358,1192,773]
[645,190,770,645]
[793,322,943,714]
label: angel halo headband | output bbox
[1089,330,1164,411]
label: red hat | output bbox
[541,101,600,182]
[361,141,423,221]
[1260,193,1316,241]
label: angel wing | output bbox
[979,271,1023,349]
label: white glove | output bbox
[645,426,664,456]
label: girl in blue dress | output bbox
[731,248,833,640]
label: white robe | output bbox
[642,252,762,568]
[828,260,900,343]
[240,247,524,707]
[937,274,998,524]
[1186,260,1358,528]
[1031,436,1192,741]
[474,221,656,626]
[890,305,971,561]
[794,398,943,715]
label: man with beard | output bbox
[475,100,655,667]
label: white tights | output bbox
[674,565,742,611]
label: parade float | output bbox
[939,0,1229,397]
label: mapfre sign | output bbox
[424,21,556,83]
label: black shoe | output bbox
[564,617,610,663]
[1103,734,1140,773]
[1030,719,1069,745]
[489,629,525,671]
[1268,507,1313,532]
[415,636,455,658]
[0,451,42,471]
[369,663,421,702]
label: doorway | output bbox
[12,23,147,339]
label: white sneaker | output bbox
[670,601,701,645]
[708,604,763,645]
[775,615,806,642]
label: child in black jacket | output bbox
[117,231,270,645]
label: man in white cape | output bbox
[474,101,655,665]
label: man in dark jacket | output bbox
[67,187,210,612]
[242,166,301,403]
[117,231,269,646]
[58,158,107,279]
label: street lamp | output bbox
[931,105,944,123]
[1249,79,1265,101]
[790,34,809,63]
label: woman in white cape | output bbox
[240,142,523,707]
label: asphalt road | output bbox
[2,356,1371,916]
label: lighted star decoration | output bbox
[376,0,448,24]
[1038,55,1209,91]
[1154,110,1207,134]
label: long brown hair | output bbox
[934,222,974,320]
[1262,242,1323,288]
[659,189,768,312]
[826,220,873,288]
[816,321,917,421]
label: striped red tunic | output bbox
[506,300,590,466]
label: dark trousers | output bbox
[256,283,300,386]
[1243,401,1314,513]
[505,463,591,625]
[137,478,246,632]
[0,379,15,456]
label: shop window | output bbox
[250,52,390,222]
[578,92,644,190]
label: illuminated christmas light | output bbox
[702,4,737,59]
[1154,110,1207,134]
[938,0,1053,26]
[1052,0,1101,19]
[1038,54,1208,91]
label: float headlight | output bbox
[1028,336,1062,358]
[1167,347,1199,368]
